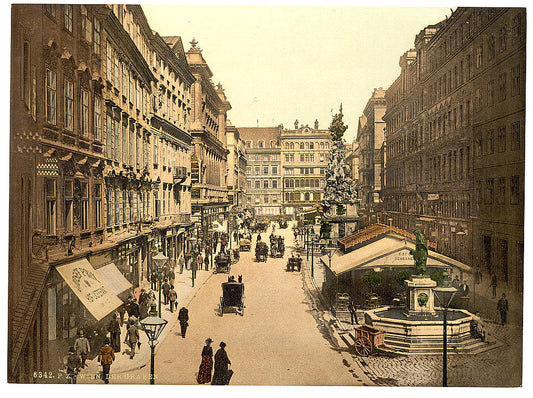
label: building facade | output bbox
[280,121,332,217]
[9,4,207,381]
[355,88,386,227]
[239,127,282,218]
[185,39,231,233]
[226,121,247,212]
[381,8,525,293]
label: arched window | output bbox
[295,179,299,188]
[305,142,309,149]
[300,142,305,149]
[320,142,324,149]
[285,142,289,149]
[289,142,294,150]
[304,192,310,201]
[258,140,264,148]
[325,142,330,149]
[246,140,252,148]
[270,140,276,148]
[310,142,314,149]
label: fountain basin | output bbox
[363,306,493,355]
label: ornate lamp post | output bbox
[152,251,168,317]
[324,241,337,309]
[188,237,197,287]
[433,272,458,387]
[140,316,168,385]
[309,230,318,279]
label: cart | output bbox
[255,242,268,262]
[239,235,252,251]
[286,257,302,272]
[219,281,245,316]
[353,325,386,356]
[214,254,231,274]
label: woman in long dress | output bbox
[211,341,231,385]
[196,338,213,384]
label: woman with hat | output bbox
[211,341,231,385]
[196,338,214,384]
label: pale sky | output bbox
[143,4,451,141]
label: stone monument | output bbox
[404,230,437,318]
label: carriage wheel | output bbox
[354,337,373,356]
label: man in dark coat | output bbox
[66,347,82,384]
[497,293,509,326]
[178,307,189,338]
[162,279,171,305]
[211,342,231,385]
[125,320,140,359]
[126,297,140,321]
[107,313,121,353]
[168,286,178,313]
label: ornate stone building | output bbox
[9,4,199,381]
[280,121,332,218]
[239,127,282,218]
[185,39,231,232]
[225,121,247,212]
[355,88,386,227]
[381,8,525,294]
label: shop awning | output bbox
[95,263,132,297]
[55,258,123,321]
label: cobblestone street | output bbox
[350,321,522,387]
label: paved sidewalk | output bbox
[79,266,214,381]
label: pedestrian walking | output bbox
[133,285,142,304]
[497,293,509,326]
[150,270,158,290]
[348,299,359,325]
[178,255,185,274]
[168,286,178,313]
[211,342,232,385]
[107,313,121,353]
[490,272,498,298]
[167,268,176,287]
[162,279,171,305]
[126,296,141,321]
[197,254,204,271]
[97,338,115,384]
[178,307,189,338]
[125,320,140,359]
[66,347,81,384]
[73,330,91,368]
[196,338,214,384]
[117,302,126,327]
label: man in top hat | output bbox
[73,330,91,368]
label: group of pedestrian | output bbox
[197,339,232,385]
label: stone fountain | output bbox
[363,230,492,355]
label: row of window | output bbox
[45,178,102,235]
[282,141,330,150]
[474,65,522,112]
[247,154,280,161]
[385,193,472,220]
[284,179,324,189]
[475,120,522,157]
[247,180,279,189]
[247,165,278,175]
[245,140,278,149]
[476,176,521,206]
[284,192,322,202]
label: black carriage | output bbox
[255,242,268,262]
[286,256,302,272]
[219,281,245,316]
[214,253,231,274]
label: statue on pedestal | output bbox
[410,229,428,276]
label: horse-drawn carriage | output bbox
[214,253,231,274]
[250,221,268,234]
[270,239,285,258]
[286,256,302,272]
[255,242,268,262]
[219,280,245,316]
[239,233,252,251]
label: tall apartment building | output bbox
[226,121,247,211]
[185,39,232,230]
[239,127,282,217]
[381,8,525,293]
[355,88,386,227]
[9,4,231,381]
[280,121,332,217]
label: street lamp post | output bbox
[324,241,337,308]
[433,272,458,387]
[140,316,168,385]
[309,230,317,279]
[188,237,197,287]
[152,251,168,317]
